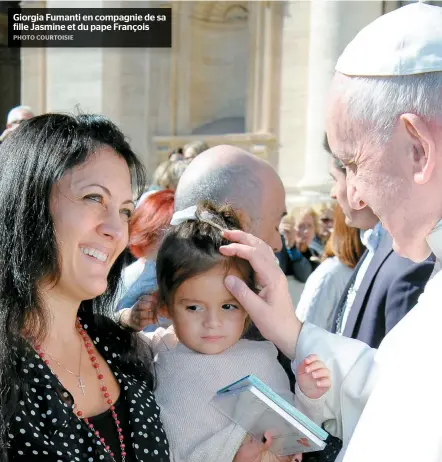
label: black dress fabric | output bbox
[88,394,136,462]
[7,313,170,461]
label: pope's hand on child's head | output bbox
[296,354,331,400]
[119,293,169,331]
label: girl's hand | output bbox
[297,354,331,400]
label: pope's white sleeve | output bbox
[293,323,377,444]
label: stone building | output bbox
[1,0,421,207]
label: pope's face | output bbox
[327,76,442,262]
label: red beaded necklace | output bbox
[35,318,126,462]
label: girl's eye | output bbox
[222,304,238,311]
[186,305,203,312]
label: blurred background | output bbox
[1,0,427,208]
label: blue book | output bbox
[212,374,328,456]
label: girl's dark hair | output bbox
[156,201,255,309]
[0,113,150,456]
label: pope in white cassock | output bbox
[220,2,442,462]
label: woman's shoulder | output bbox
[314,256,351,279]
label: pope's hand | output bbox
[219,230,302,359]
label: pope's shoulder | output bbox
[377,268,441,363]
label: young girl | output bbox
[138,202,331,462]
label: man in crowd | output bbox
[0,106,34,143]
[175,144,287,253]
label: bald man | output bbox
[0,106,35,143]
[175,144,286,252]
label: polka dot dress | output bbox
[7,313,170,461]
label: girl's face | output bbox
[169,263,249,355]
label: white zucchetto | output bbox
[336,2,442,77]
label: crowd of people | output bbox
[1,2,442,462]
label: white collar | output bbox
[426,219,442,261]
[360,222,385,253]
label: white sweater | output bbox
[142,327,326,462]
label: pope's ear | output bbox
[400,113,436,185]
